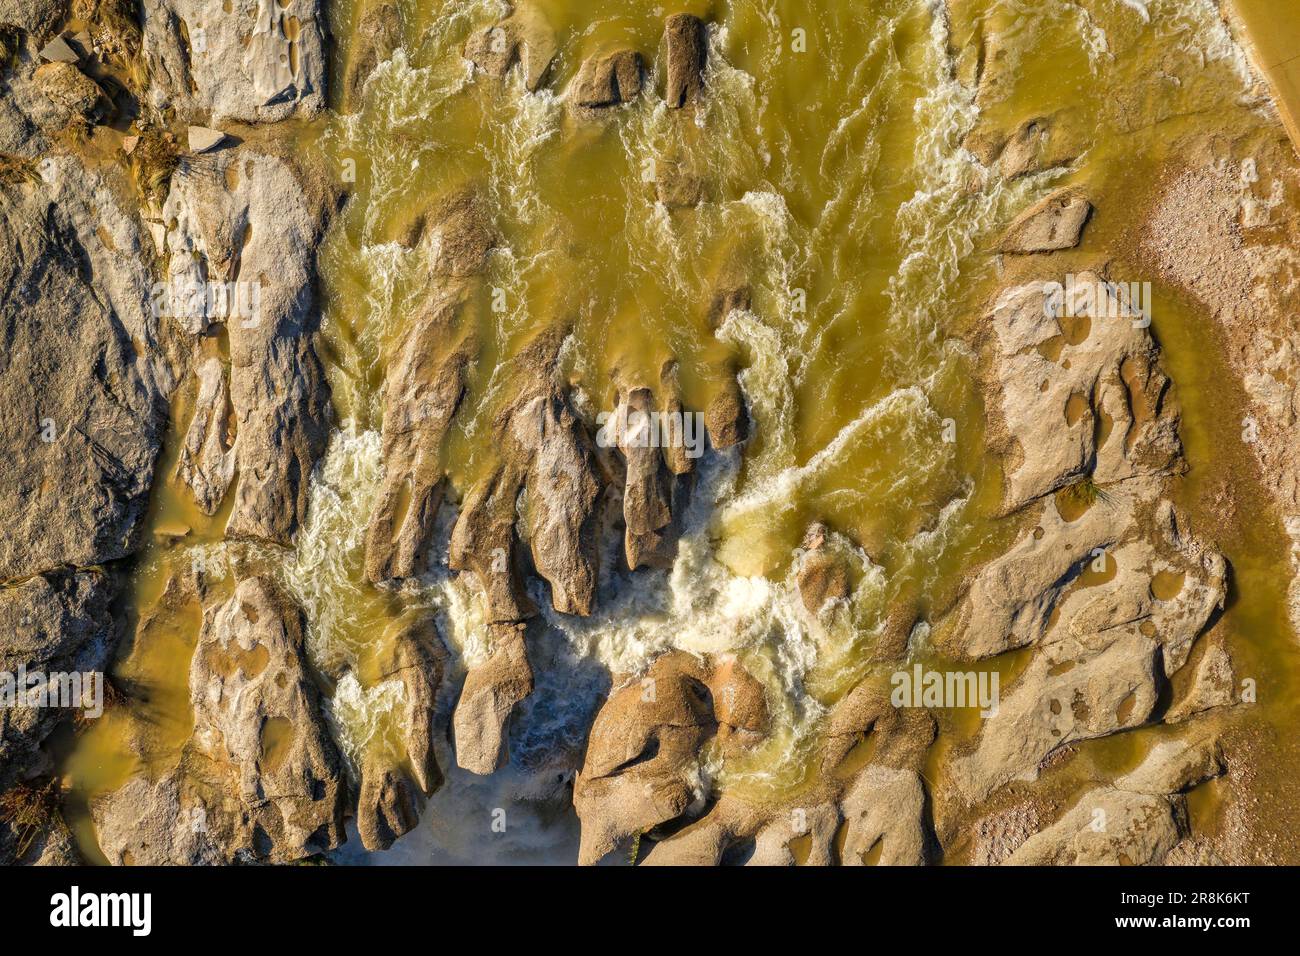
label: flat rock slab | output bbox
[39,36,80,63]
[1000,187,1092,253]
[186,125,226,153]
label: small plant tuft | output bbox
[0,780,62,860]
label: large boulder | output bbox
[570,50,642,110]
[611,384,676,570]
[0,0,67,45]
[0,570,115,789]
[0,159,165,581]
[452,622,533,775]
[574,652,716,864]
[139,0,326,125]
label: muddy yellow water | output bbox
[60,0,1300,863]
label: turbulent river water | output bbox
[62,0,1300,863]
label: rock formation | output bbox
[463,4,556,93]
[92,577,347,864]
[139,0,326,125]
[663,13,706,109]
[163,147,334,545]
[999,187,1093,254]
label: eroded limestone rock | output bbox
[1006,732,1225,865]
[982,273,1180,513]
[174,356,235,515]
[33,61,110,128]
[448,463,536,623]
[364,290,473,584]
[92,577,347,864]
[463,4,556,93]
[357,753,419,852]
[453,622,533,775]
[140,0,326,125]
[663,13,706,109]
[946,494,1227,804]
[999,186,1092,253]
[574,652,715,864]
[611,384,676,570]
[467,326,603,617]
[0,159,165,580]
[163,148,333,545]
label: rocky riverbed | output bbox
[2,0,1300,866]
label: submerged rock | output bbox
[478,326,603,616]
[655,156,706,209]
[341,0,401,112]
[423,188,497,279]
[796,522,852,614]
[964,114,1084,180]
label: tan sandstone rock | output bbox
[663,13,706,109]
[453,623,534,775]
[999,186,1092,253]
